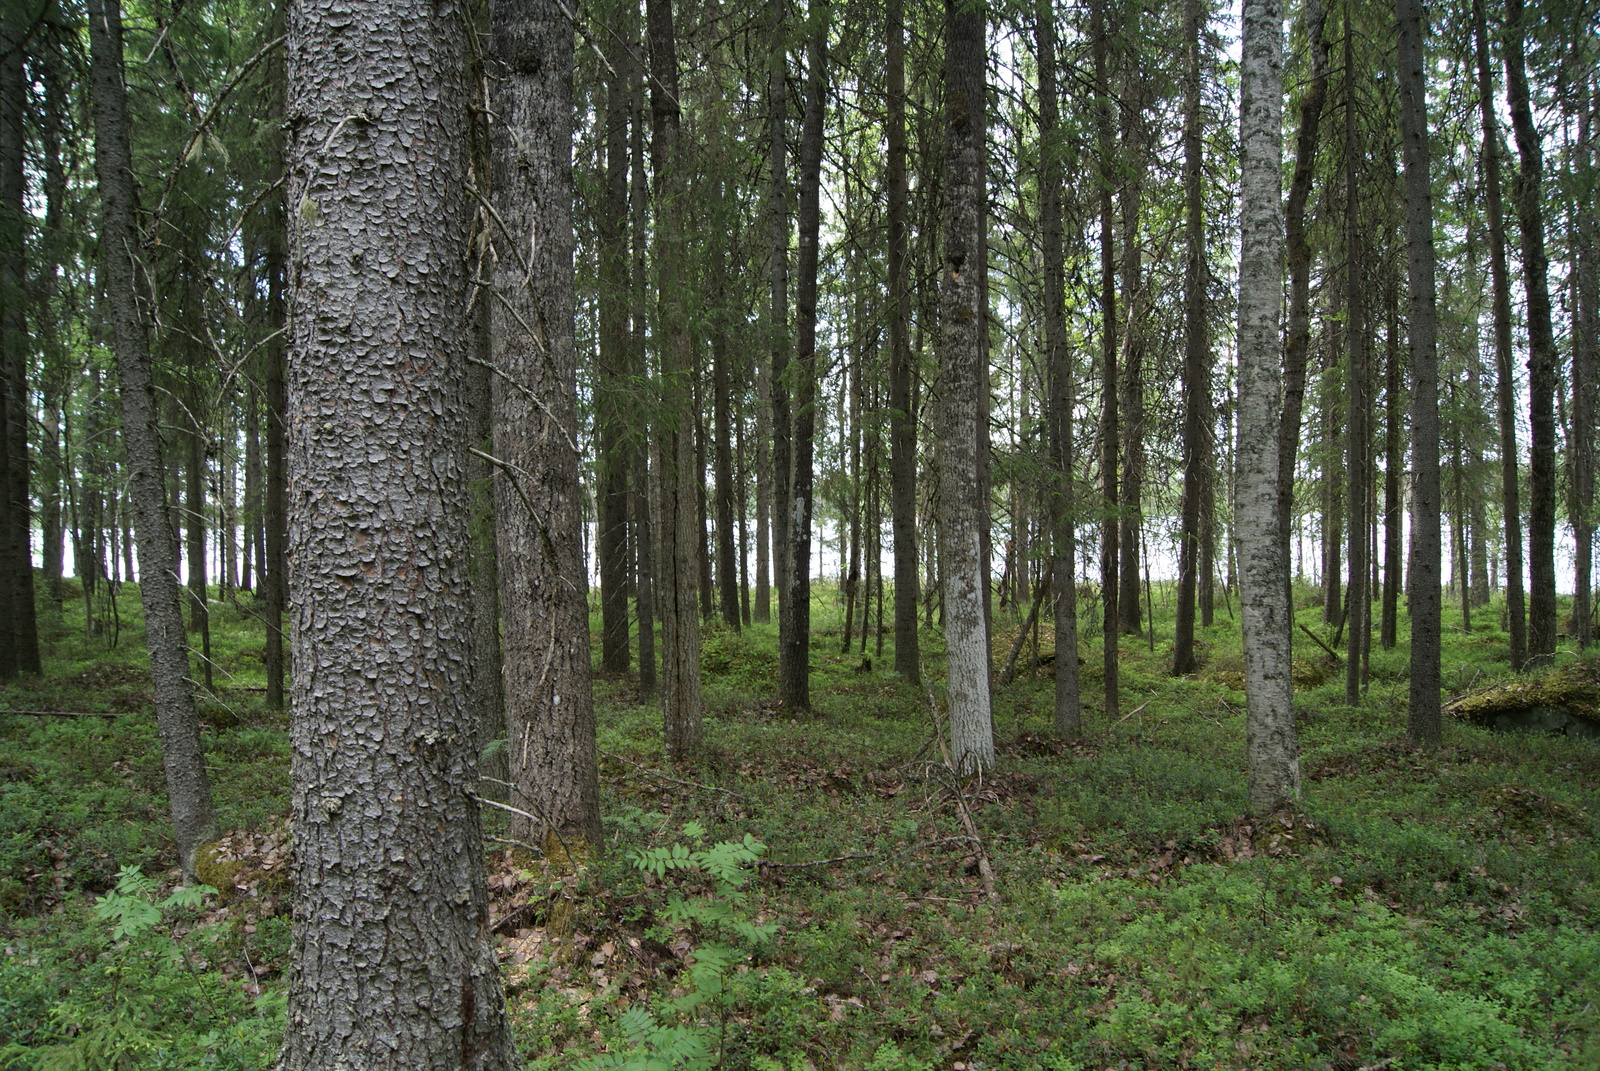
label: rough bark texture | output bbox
[488,0,601,851]
[1093,0,1120,721]
[768,0,790,638]
[1574,81,1598,648]
[87,0,219,880]
[0,3,38,678]
[38,30,67,611]
[648,0,703,759]
[1172,0,1212,678]
[1237,0,1299,815]
[631,61,657,697]
[598,6,633,673]
[938,0,994,773]
[1398,0,1442,745]
[1343,22,1369,705]
[279,0,518,1064]
[1277,0,1328,598]
[1117,89,1146,640]
[263,18,288,713]
[779,7,826,713]
[1037,0,1080,733]
[1503,0,1557,668]
[888,0,920,682]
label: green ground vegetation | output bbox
[2,578,1597,1069]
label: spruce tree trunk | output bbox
[647,0,703,758]
[1238,0,1299,815]
[0,4,38,678]
[185,427,212,691]
[631,64,657,697]
[887,0,920,681]
[1093,0,1120,721]
[38,25,67,612]
[244,382,259,591]
[87,0,218,881]
[1504,0,1558,667]
[1343,22,1369,705]
[598,7,634,673]
[1381,276,1403,648]
[768,0,791,635]
[1037,0,1080,733]
[779,6,827,713]
[939,0,995,773]
[713,228,740,630]
[1278,0,1327,622]
[263,11,288,713]
[489,0,601,850]
[1574,81,1597,647]
[1398,0,1443,745]
[1470,0,1526,668]
[280,0,518,1061]
[1117,88,1145,640]
[1173,0,1212,678]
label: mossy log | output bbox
[1446,658,1600,739]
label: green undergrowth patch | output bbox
[6,579,1600,1069]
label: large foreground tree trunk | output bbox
[938,0,994,773]
[1398,0,1442,744]
[1237,0,1299,815]
[280,0,517,1064]
[87,0,218,881]
[489,0,601,854]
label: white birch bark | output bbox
[1236,0,1299,816]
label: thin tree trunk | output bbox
[631,57,657,698]
[598,6,633,672]
[185,425,212,691]
[1238,0,1299,815]
[768,0,791,635]
[1470,0,1526,668]
[1094,0,1120,721]
[647,0,703,757]
[1278,0,1328,629]
[1117,80,1145,639]
[263,10,287,713]
[87,0,218,880]
[1398,0,1442,745]
[887,0,919,681]
[1038,0,1080,732]
[1573,79,1597,647]
[1343,20,1368,705]
[38,29,68,611]
[713,254,739,629]
[1173,0,1213,677]
[1504,0,1558,667]
[779,5,826,713]
[243,381,259,591]
[1381,273,1402,648]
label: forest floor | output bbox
[2,580,1598,1070]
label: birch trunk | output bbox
[1237,0,1299,814]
